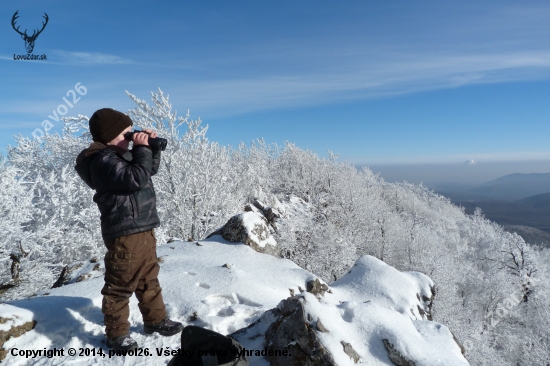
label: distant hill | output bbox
[467,173,550,201]
[516,192,550,208]
[434,173,550,202]
[432,173,550,244]
[449,191,550,245]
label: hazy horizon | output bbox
[365,160,550,187]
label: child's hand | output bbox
[133,132,149,146]
[142,129,158,138]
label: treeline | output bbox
[0,89,548,365]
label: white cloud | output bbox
[464,160,477,165]
[51,50,134,65]
[153,49,550,117]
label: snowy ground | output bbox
[1,236,468,365]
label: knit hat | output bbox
[89,108,133,144]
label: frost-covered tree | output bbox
[2,119,102,299]
[0,159,34,291]
[126,89,249,242]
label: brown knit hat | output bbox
[89,108,133,144]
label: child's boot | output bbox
[144,318,183,336]
[106,334,138,351]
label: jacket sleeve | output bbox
[151,148,161,176]
[91,146,153,192]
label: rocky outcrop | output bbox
[51,258,102,288]
[207,212,280,257]
[264,296,336,366]
[383,339,417,366]
[306,278,329,298]
[416,285,436,321]
[451,331,466,356]
[0,317,36,361]
[230,255,468,366]
[245,199,285,227]
[232,281,365,366]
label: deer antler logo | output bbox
[12,11,49,54]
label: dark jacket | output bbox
[75,142,161,240]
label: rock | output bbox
[422,285,436,321]
[188,311,198,322]
[306,278,329,298]
[248,190,286,217]
[54,263,85,287]
[51,260,103,288]
[316,319,329,333]
[10,253,21,282]
[0,317,36,361]
[0,283,17,297]
[244,202,263,216]
[382,339,417,366]
[264,296,336,366]
[51,265,70,288]
[341,341,360,363]
[252,199,283,224]
[76,274,91,282]
[450,331,466,356]
[207,212,280,257]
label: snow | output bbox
[240,212,277,248]
[0,236,468,365]
[331,256,434,320]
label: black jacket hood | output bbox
[75,142,107,189]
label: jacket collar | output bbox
[106,144,133,161]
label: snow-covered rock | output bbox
[0,305,36,361]
[246,199,284,225]
[262,296,336,365]
[208,212,280,257]
[51,259,103,288]
[233,255,467,366]
[0,238,468,365]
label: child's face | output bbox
[106,126,132,151]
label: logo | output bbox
[12,10,48,61]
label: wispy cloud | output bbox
[50,50,134,65]
[4,3,550,121]
[5,48,550,120]
[153,49,550,118]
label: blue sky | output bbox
[2,1,550,184]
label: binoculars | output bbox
[124,130,167,151]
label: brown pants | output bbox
[101,229,167,338]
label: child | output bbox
[75,108,183,350]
